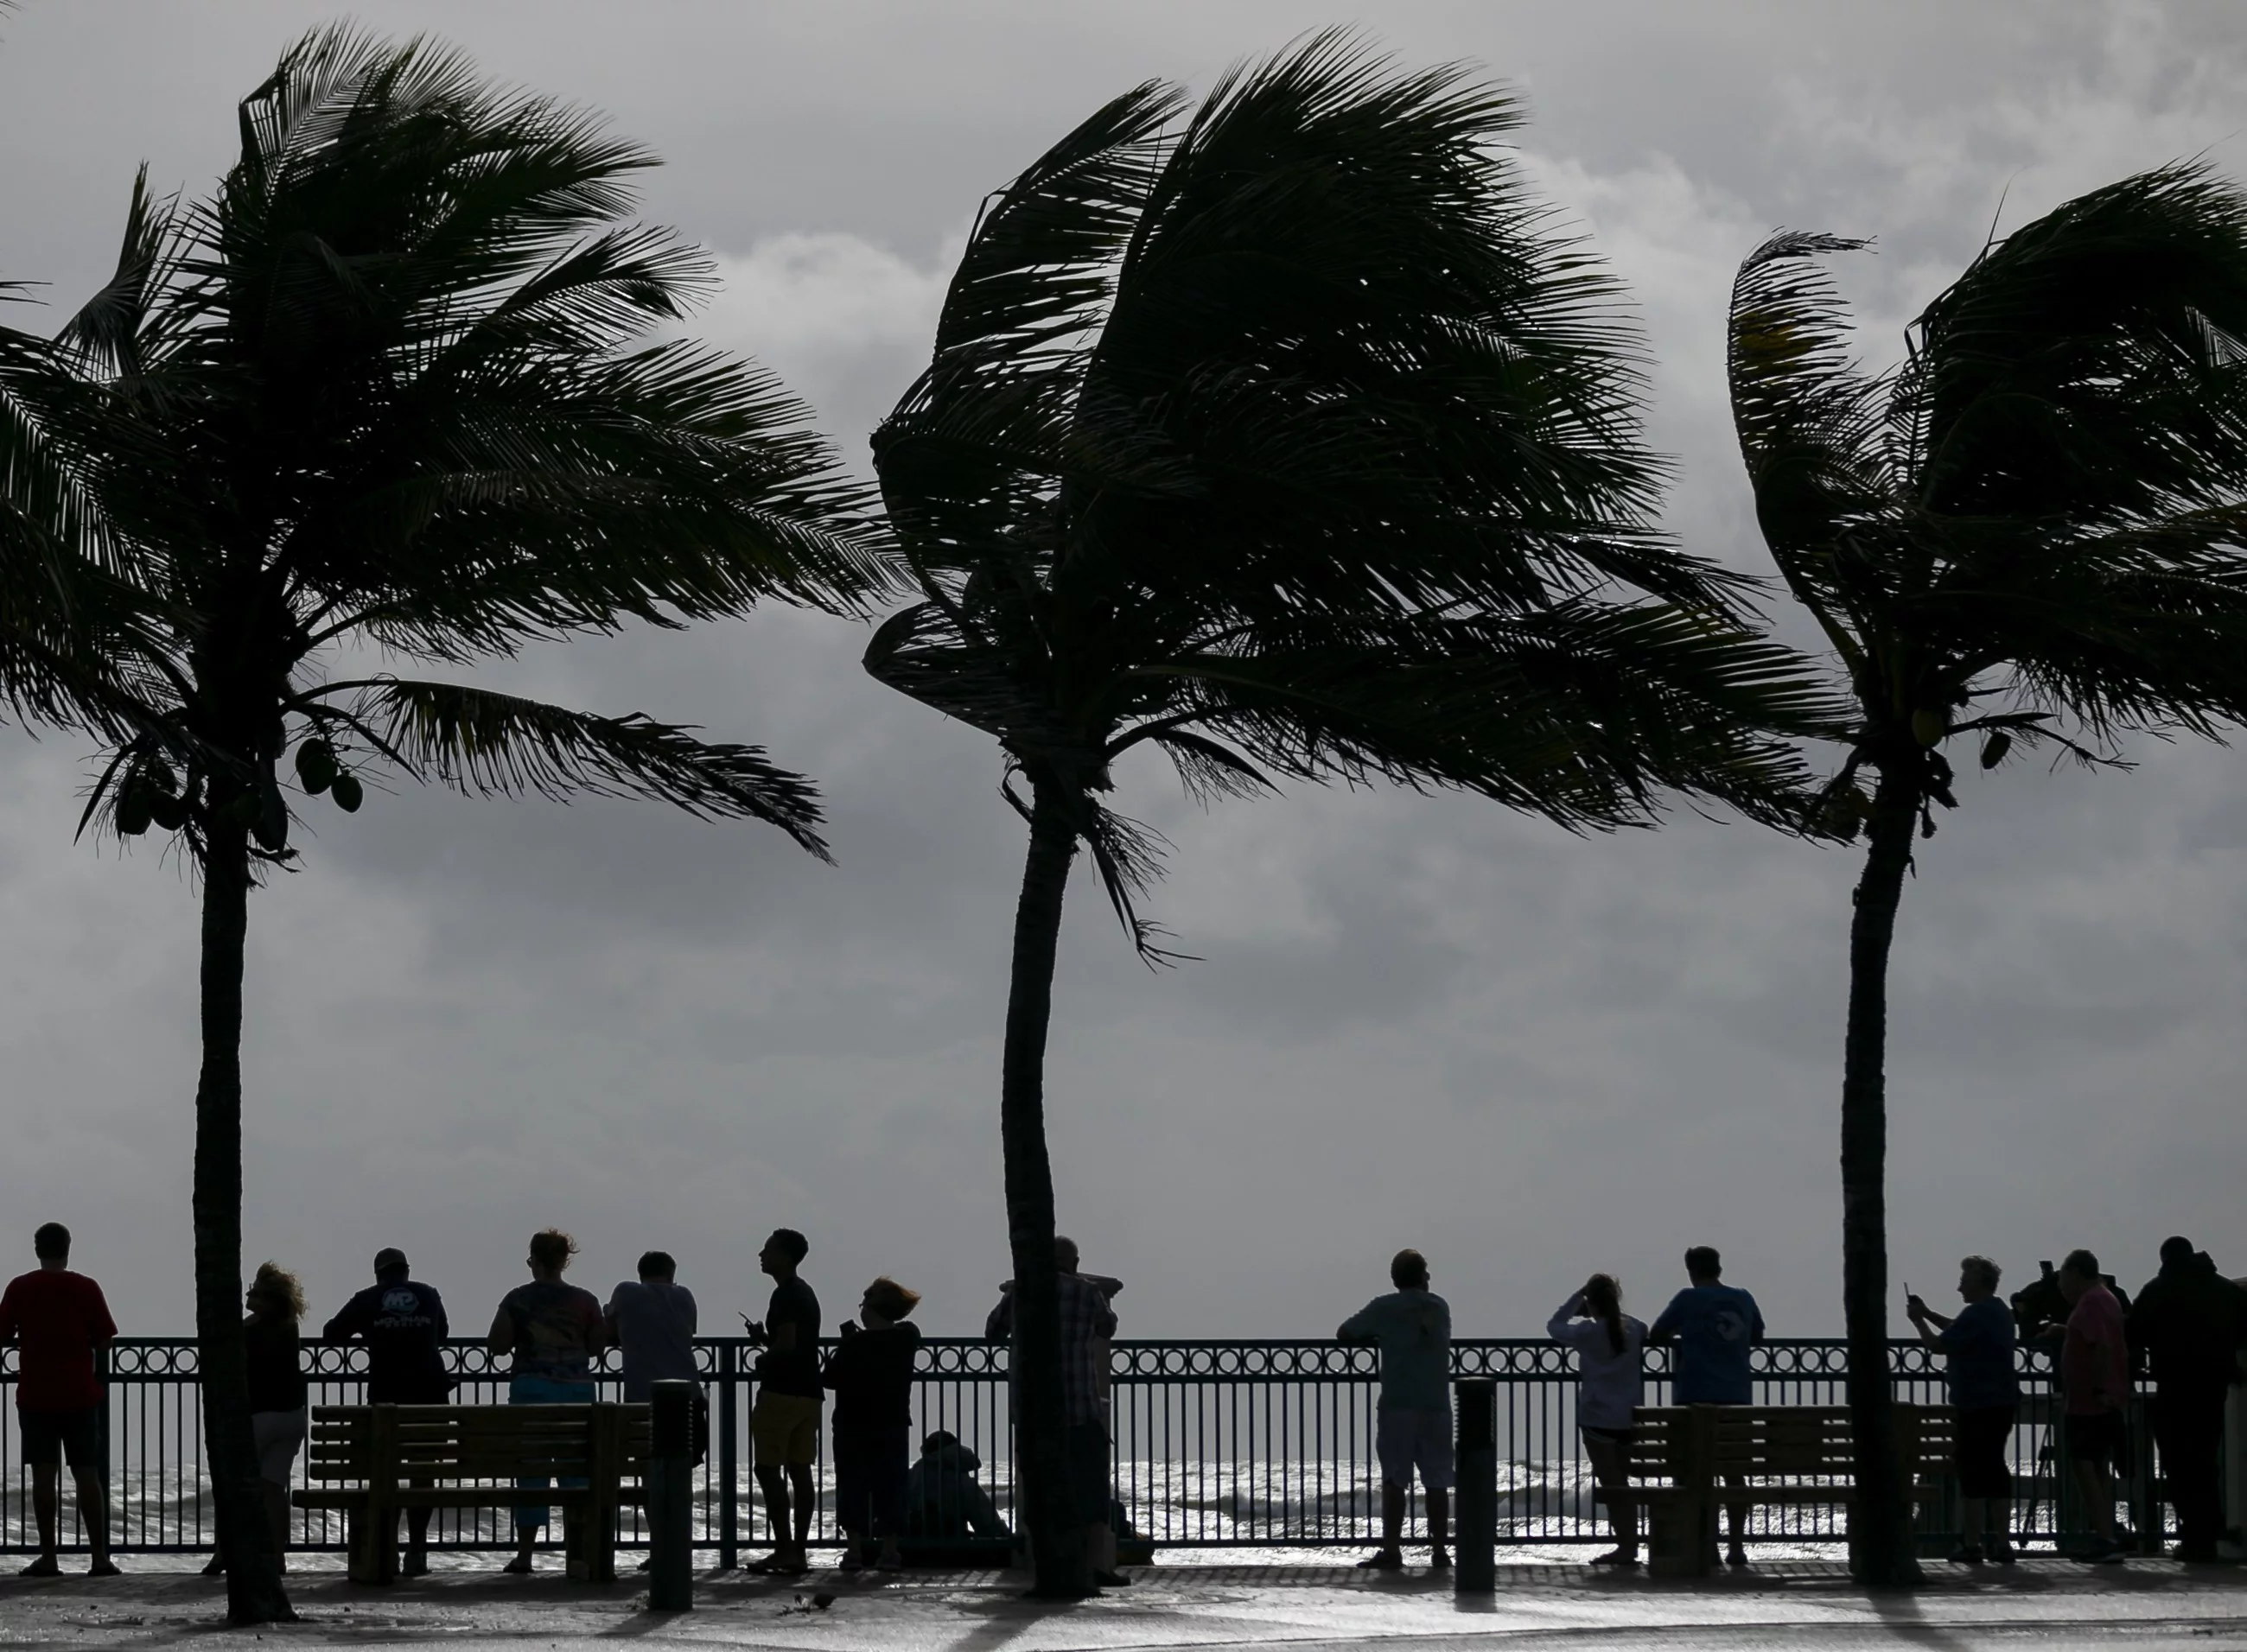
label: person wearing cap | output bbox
[323,1248,452,1574]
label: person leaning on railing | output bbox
[1547,1274,1646,1567]
[1905,1255,2018,1566]
[487,1228,608,1577]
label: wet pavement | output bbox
[0,1557,2243,1650]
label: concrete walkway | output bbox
[1,1559,2243,1650]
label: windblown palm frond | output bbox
[1728,162,2247,1588]
[353,678,829,855]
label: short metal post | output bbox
[1455,1377,1497,1593]
[717,1344,741,1569]
[647,1381,695,1611]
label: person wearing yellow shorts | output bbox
[742,1229,823,1574]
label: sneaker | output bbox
[501,1554,534,1575]
[87,1559,122,1579]
[1355,1551,1404,1571]
[1588,1547,1639,1567]
[1726,1546,1751,1569]
[1428,1547,1451,1571]
[18,1556,60,1579]
[1948,1546,1985,1565]
[837,1550,865,1573]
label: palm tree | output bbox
[9,29,885,1621]
[1727,163,2247,1585]
[867,34,1834,1597]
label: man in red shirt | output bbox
[2052,1248,2130,1564]
[0,1223,120,1576]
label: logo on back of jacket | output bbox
[379,1287,431,1326]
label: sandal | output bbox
[1354,1551,1404,1570]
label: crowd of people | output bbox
[3,1224,2242,1580]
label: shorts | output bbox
[253,1406,309,1487]
[1066,1421,1113,1528]
[1952,1404,2015,1500]
[1375,1406,1455,1492]
[751,1391,822,1468]
[1581,1424,1637,1447]
[2065,1409,2126,1467]
[18,1406,100,1469]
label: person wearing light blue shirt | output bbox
[1646,1246,1764,1566]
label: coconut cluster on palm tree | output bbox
[1728,162,2247,1585]
[2,27,886,1620]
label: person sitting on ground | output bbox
[1547,1273,1645,1567]
[205,1262,309,1577]
[983,1235,1126,1587]
[1338,1247,1453,1573]
[2036,1248,2130,1564]
[906,1430,1011,1541]
[2126,1236,2247,1562]
[823,1276,925,1573]
[1646,1245,1764,1568]
[0,1223,120,1577]
[742,1228,822,1577]
[1906,1255,2018,1565]
[487,1228,607,1576]
[323,1247,450,1574]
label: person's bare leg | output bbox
[1724,1472,1749,1561]
[786,1464,815,1565]
[2072,1460,2116,1545]
[24,1464,60,1573]
[1957,1495,1985,1551]
[1586,1437,1636,1558]
[753,1465,792,1567]
[259,1482,290,1571]
[1427,1487,1450,1566]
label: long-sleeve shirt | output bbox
[1546,1296,1646,1432]
[2062,1282,2129,1415]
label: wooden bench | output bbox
[1595,1404,1954,1575]
[295,1403,650,1582]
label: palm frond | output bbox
[356,677,830,856]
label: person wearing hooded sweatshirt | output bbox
[2128,1236,2247,1561]
[906,1431,1011,1541]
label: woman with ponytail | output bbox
[1548,1274,1646,1565]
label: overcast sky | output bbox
[2,1,2242,1344]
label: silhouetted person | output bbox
[1906,1255,2018,1564]
[2037,1248,2129,1562]
[487,1228,606,1576]
[1549,1273,1645,1566]
[2127,1236,2247,1561]
[1647,1245,1763,1567]
[907,1430,1010,1541]
[324,1247,449,1574]
[742,1228,820,1576]
[605,1251,698,1402]
[206,1262,309,1577]
[0,1223,118,1576]
[984,1236,1124,1585]
[1338,1247,1452,1572]
[824,1276,924,1572]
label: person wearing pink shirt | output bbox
[2052,1249,2130,1563]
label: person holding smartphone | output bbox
[1906,1257,2018,1563]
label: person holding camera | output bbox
[1547,1273,1645,1566]
[823,1277,924,1572]
[2034,1249,2130,1563]
[1906,1256,2018,1563]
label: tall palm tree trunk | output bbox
[1001,778,1095,1598]
[1840,761,1922,1587]
[194,819,291,1623]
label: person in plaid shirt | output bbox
[985,1236,1124,1584]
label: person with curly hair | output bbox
[488,1229,607,1575]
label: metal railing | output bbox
[1,1337,2169,1558]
